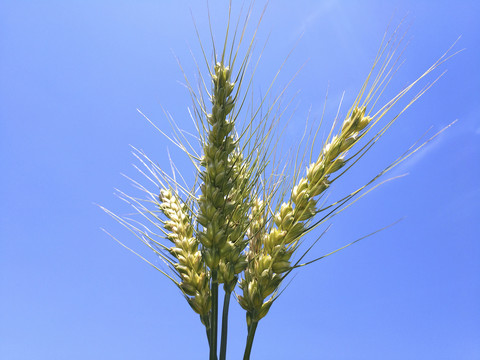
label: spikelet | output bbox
[246,199,266,261]
[159,189,211,317]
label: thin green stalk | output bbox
[220,290,232,360]
[206,327,212,348]
[243,319,258,360]
[201,315,212,348]
[210,270,219,360]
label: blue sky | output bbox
[1,1,479,359]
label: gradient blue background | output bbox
[1,1,479,359]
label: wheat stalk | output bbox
[101,3,458,359]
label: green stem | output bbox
[210,270,218,360]
[243,319,258,360]
[201,315,212,348]
[206,327,212,348]
[219,289,232,360]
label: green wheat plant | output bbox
[101,3,458,359]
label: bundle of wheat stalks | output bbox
[102,4,457,359]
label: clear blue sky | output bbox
[1,1,479,359]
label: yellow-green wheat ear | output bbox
[238,106,374,323]
[197,63,237,269]
[159,189,211,317]
[195,60,241,360]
